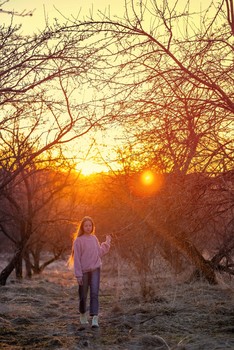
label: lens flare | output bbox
[141,170,155,186]
[129,170,164,197]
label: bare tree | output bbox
[0,16,108,285]
[0,127,79,284]
[0,0,35,17]
[66,0,233,283]
[225,0,234,35]
[0,16,107,188]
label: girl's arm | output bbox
[74,239,83,280]
[98,235,111,257]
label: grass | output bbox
[0,255,234,349]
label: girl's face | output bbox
[83,220,93,235]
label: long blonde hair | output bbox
[68,216,95,267]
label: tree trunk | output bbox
[176,238,217,284]
[153,222,217,283]
[0,237,30,286]
[24,249,32,278]
[117,191,218,285]
[15,255,23,279]
[31,250,41,274]
[38,251,63,273]
[151,219,217,283]
[0,248,22,286]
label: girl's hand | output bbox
[106,235,111,245]
[77,277,83,285]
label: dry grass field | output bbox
[0,254,234,349]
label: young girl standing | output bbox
[70,216,111,328]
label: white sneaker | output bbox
[91,315,99,328]
[80,313,88,325]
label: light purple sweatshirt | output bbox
[74,234,110,278]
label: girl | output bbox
[69,216,111,328]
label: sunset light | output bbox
[129,170,164,197]
[1,1,233,348]
[141,170,155,186]
[76,160,109,176]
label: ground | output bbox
[0,255,234,349]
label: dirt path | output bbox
[0,262,234,349]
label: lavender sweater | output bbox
[74,234,110,278]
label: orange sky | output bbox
[2,0,218,175]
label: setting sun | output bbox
[76,160,109,176]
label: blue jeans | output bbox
[78,268,100,316]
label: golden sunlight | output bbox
[141,170,155,186]
[131,170,164,197]
[76,160,109,176]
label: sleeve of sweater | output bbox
[73,239,83,278]
[96,236,110,258]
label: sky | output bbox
[2,0,128,175]
[1,0,217,175]
[2,0,126,33]
[2,0,212,33]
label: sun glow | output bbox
[76,160,109,176]
[141,170,155,186]
[130,170,164,197]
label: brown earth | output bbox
[0,255,234,349]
